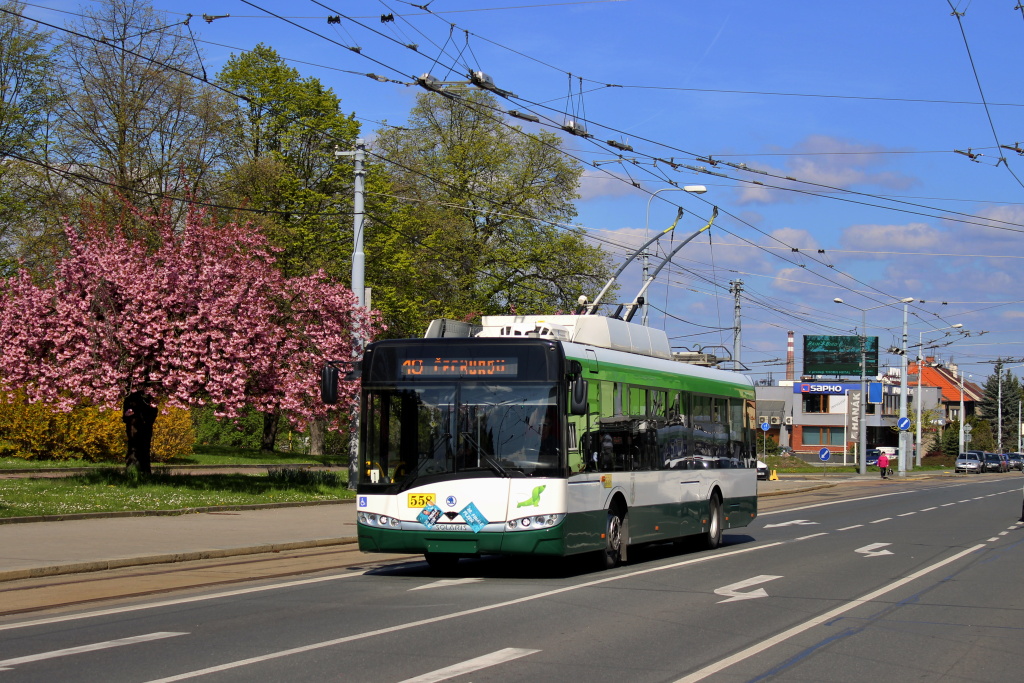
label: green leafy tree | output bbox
[977,359,1021,452]
[216,44,360,279]
[372,90,615,337]
[940,419,960,457]
[0,1,58,275]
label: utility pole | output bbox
[730,280,743,370]
[335,139,366,490]
[998,366,1003,452]
[898,301,910,475]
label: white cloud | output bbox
[734,135,916,205]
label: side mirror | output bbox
[567,359,583,380]
[321,365,339,404]
[570,377,588,415]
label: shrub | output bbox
[0,386,193,462]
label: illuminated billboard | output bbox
[803,335,878,377]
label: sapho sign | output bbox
[798,383,846,393]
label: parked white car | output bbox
[954,452,983,474]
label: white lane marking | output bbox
[959,500,970,503]
[142,541,785,682]
[795,533,828,541]
[988,537,1000,542]
[759,489,916,516]
[921,507,937,511]
[837,525,863,531]
[397,647,540,683]
[0,570,367,633]
[999,531,1009,536]
[0,632,186,671]
[941,503,956,507]
[763,519,819,528]
[870,518,892,524]
[974,497,984,500]
[409,578,483,591]
[898,512,916,517]
[855,543,893,558]
[674,544,986,683]
[714,575,782,603]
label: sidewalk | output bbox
[0,503,359,582]
[0,474,918,582]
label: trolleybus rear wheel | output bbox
[704,494,723,550]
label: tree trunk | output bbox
[261,410,280,453]
[309,419,325,457]
[123,391,158,475]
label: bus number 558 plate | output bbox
[408,493,435,508]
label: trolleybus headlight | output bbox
[505,513,565,531]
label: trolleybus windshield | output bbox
[363,382,563,489]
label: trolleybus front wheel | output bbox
[601,508,624,569]
[424,552,460,573]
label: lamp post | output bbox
[958,372,971,454]
[914,324,963,467]
[834,296,914,475]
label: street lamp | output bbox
[833,296,914,475]
[914,324,963,466]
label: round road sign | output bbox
[818,447,831,461]
[897,417,911,431]
[761,422,770,431]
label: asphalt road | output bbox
[1,476,1022,682]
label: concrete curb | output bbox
[0,536,359,583]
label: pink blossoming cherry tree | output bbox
[0,203,376,474]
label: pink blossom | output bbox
[0,203,378,431]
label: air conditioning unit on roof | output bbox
[758,416,768,425]
[784,416,793,425]
[770,416,781,425]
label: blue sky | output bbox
[31,0,1024,385]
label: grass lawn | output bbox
[0,469,354,519]
[0,444,347,470]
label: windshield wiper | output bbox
[460,431,508,477]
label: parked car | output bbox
[998,453,1012,472]
[866,449,881,466]
[983,452,1007,473]
[756,460,769,480]
[1006,453,1024,471]
[955,452,983,474]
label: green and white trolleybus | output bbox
[347,314,758,570]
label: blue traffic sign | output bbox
[818,447,831,461]
[897,417,911,431]
[761,422,770,431]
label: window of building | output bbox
[802,394,829,413]
[803,426,846,447]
